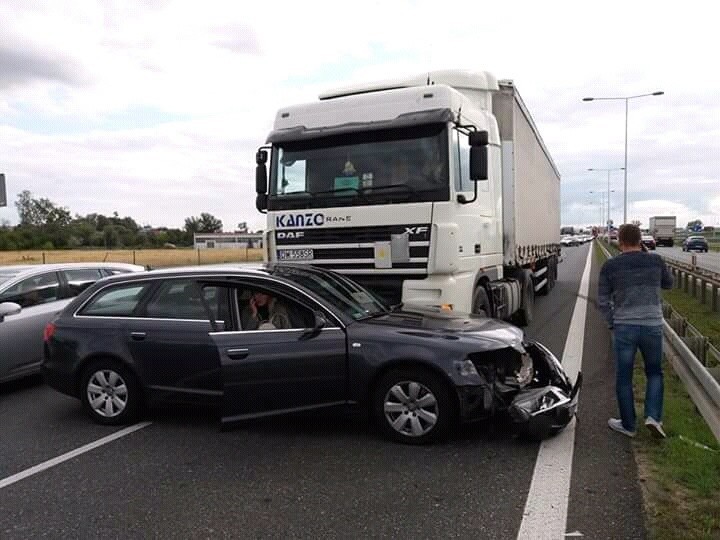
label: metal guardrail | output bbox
[662,258,720,313]
[596,239,720,442]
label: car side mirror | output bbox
[313,311,327,330]
[301,311,327,340]
[469,130,489,181]
[0,302,21,323]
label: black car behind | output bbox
[682,236,709,252]
[43,264,580,444]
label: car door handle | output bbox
[226,348,249,360]
[130,332,147,341]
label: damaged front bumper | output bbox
[508,343,582,439]
[456,340,582,440]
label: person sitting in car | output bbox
[241,291,293,330]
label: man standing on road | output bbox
[598,223,673,438]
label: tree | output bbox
[185,212,222,233]
[15,190,71,227]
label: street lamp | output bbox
[589,190,608,230]
[582,91,664,224]
[588,167,623,229]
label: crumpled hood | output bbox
[364,304,525,352]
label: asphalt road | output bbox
[657,246,720,273]
[0,243,646,539]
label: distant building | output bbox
[194,232,263,249]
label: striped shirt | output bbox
[598,251,673,327]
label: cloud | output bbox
[1,0,720,234]
[0,41,88,90]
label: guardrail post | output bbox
[713,285,719,313]
[691,275,697,298]
[684,272,690,293]
[701,279,707,304]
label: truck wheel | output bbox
[372,367,455,445]
[513,270,534,327]
[472,286,491,318]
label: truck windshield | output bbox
[268,124,449,210]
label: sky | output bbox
[1,0,719,231]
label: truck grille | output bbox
[274,224,431,274]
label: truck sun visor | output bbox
[266,108,456,143]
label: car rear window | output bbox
[63,268,104,296]
[79,283,151,317]
[144,280,226,321]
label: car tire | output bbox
[80,360,143,425]
[472,285,491,318]
[373,367,455,445]
[512,269,534,327]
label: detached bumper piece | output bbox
[505,341,583,440]
[509,372,582,440]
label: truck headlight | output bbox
[455,359,479,377]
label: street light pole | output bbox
[588,167,623,230]
[624,98,629,223]
[583,91,664,224]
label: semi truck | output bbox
[649,216,676,247]
[254,70,561,326]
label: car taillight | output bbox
[44,322,56,342]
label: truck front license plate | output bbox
[277,248,314,261]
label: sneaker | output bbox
[645,417,667,439]
[608,418,636,437]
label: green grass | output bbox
[633,360,720,539]
[595,240,720,539]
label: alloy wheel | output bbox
[384,381,439,437]
[86,369,128,418]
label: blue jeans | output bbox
[613,324,664,431]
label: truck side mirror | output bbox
[469,130,489,181]
[256,149,268,194]
[256,149,268,211]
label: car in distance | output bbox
[43,264,581,444]
[560,235,578,247]
[641,235,657,250]
[0,263,144,384]
[682,236,709,253]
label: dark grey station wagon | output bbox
[42,264,580,444]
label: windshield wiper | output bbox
[308,187,360,197]
[360,183,416,194]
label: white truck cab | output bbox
[255,70,560,325]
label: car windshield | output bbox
[268,124,449,210]
[0,271,20,287]
[268,265,389,320]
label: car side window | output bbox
[80,283,151,317]
[237,287,315,331]
[144,280,228,323]
[0,272,61,308]
[62,269,104,297]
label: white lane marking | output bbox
[0,421,152,490]
[517,244,594,540]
